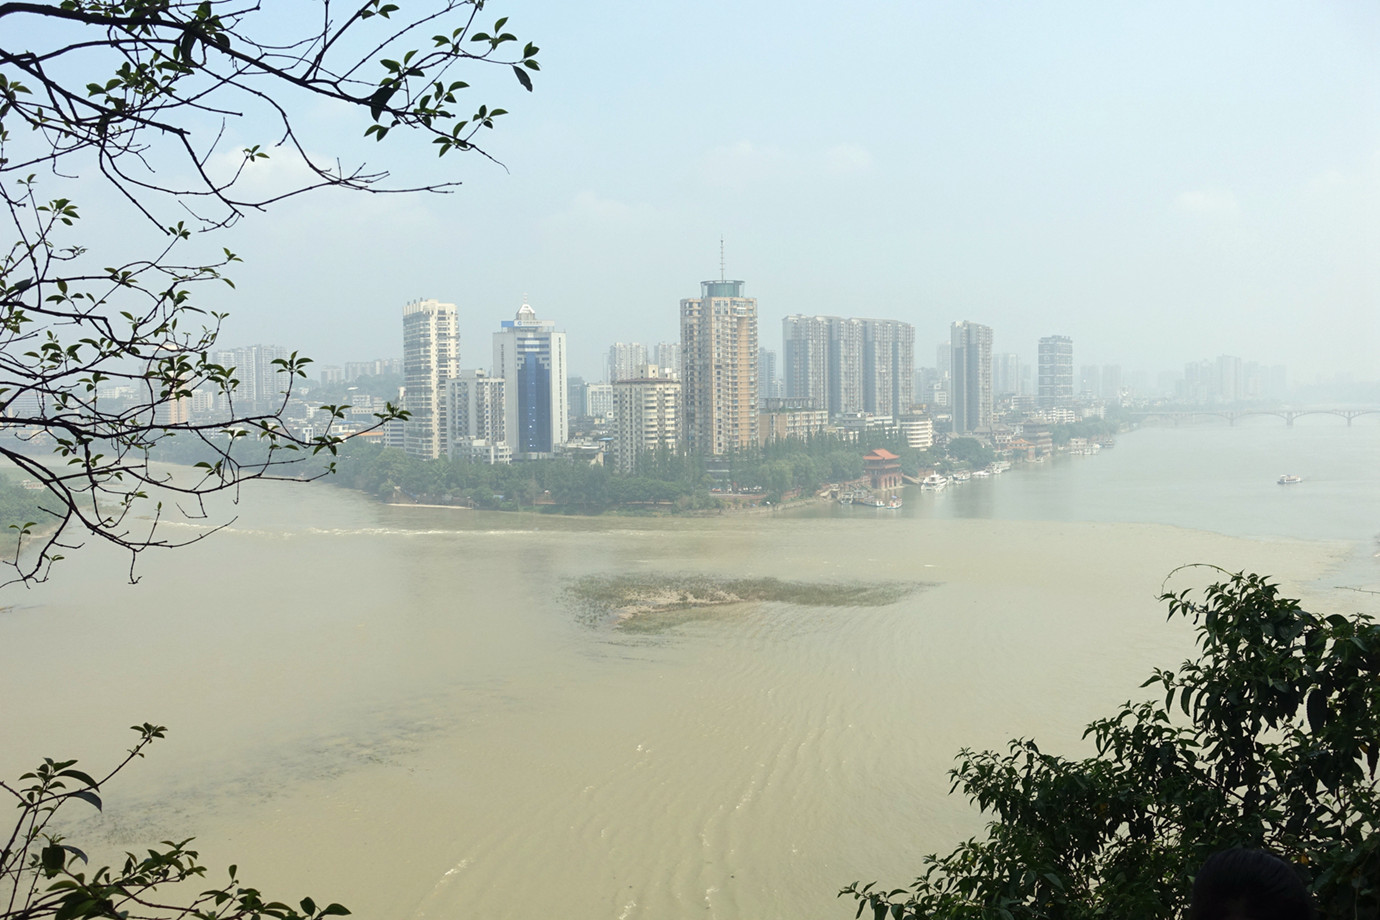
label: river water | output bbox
[1,420,1376,919]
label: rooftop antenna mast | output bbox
[719,236,725,281]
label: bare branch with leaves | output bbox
[0,0,537,584]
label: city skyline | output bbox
[163,2,1376,387]
[292,282,1326,403]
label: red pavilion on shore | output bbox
[863,449,902,491]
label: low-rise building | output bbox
[759,407,829,446]
[898,413,934,450]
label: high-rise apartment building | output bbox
[447,370,508,463]
[782,314,832,411]
[612,365,680,474]
[950,321,993,434]
[782,315,913,418]
[862,319,914,417]
[492,302,568,459]
[680,279,758,457]
[1037,335,1074,407]
[828,317,865,416]
[607,342,649,383]
[401,299,459,459]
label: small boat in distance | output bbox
[1277,474,1303,485]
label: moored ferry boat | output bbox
[921,474,948,491]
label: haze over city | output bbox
[155,0,1378,386]
[4,3,1380,919]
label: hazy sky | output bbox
[141,2,1379,384]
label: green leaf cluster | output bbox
[2,726,351,920]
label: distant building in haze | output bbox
[654,342,681,379]
[492,301,568,459]
[401,299,459,459]
[343,358,402,381]
[607,342,649,383]
[1037,335,1074,407]
[781,315,913,418]
[566,375,587,419]
[680,278,758,457]
[993,353,1022,397]
[212,343,290,414]
[758,348,783,401]
[950,321,993,434]
[1101,365,1123,401]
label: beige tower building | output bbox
[402,298,460,459]
[680,279,758,457]
[612,366,680,474]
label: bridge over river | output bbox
[1130,407,1380,427]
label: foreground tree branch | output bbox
[0,0,539,584]
[1,724,354,920]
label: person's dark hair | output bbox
[1188,848,1314,920]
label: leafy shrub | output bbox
[843,571,1379,920]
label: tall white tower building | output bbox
[492,301,568,459]
[402,299,459,459]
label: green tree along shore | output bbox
[327,433,904,512]
[322,417,1122,514]
[112,410,1125,514]
[0,473,46,534]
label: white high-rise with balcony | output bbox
[402,299,459,459]
[448,370,508,463]
[612,366,680,474]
